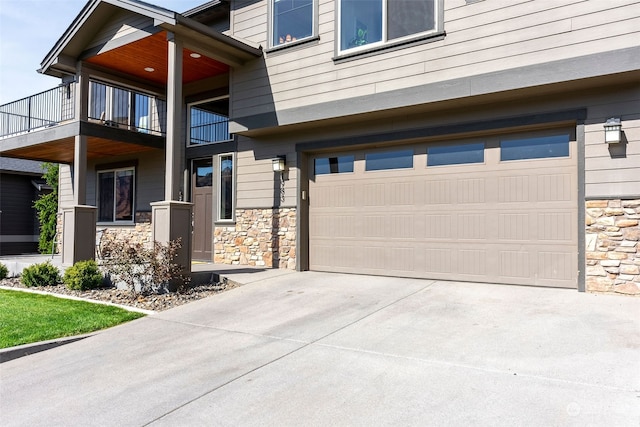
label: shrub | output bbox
[101,238,189,297]
[21,262,61,287]
[0,263,8,280]
[34,163,59,254]
[63,260,103,291]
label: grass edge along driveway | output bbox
[0,289,145,349]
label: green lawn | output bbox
[0,289,145,349]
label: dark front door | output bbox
[192,158,213,261]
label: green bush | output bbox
[63,260,103,291]
[21,262,61,287]
[34,163,59,254]
[0,263,8,280]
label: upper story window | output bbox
[270,0,316,48]
[338,0,441,55]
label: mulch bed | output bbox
[0,277,238,312]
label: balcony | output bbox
[0,81,168,140]
[1,82,232,148]
[0,85,75,138]
[87,81,166,136]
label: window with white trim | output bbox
[270,0,316,48]
[97,167,135,223]
[338,0,441,55]
[218,154,234,221]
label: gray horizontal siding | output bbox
[235,137,297,208]
[584,84,640,199]
[231,0,640,122]
[58,165,74,209]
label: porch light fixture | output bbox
[144,67,155,72]
[190,52,202,58]
[604,118,622,144]
[272,156,286,172]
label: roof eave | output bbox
[169,14,262,60]
[39,0,179,76]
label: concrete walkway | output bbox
[1,272,638,426]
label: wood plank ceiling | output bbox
[3,31,229,163]
[5,136,161,164]
[86,31,229,85]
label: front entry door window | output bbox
[192,159,213,261]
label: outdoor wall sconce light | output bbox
[604,118,622,144]
[272,156,286,172]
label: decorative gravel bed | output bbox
[0,277,238,312]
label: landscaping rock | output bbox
[0,277,238,312]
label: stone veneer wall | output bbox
[214,208,296,269]
[585,199,640,295]
[55,211,153,254]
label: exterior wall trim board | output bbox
[185,140,237,159]
[80,122,165,149]
[295,109,587,152]
[577,122,586,292]
[0,122,81,156]
[333,33,446,64]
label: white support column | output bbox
[165,32,183,201]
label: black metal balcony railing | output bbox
[189,106,230,145]
[190,118,230,145]
[0,81,230,144]
[0,85,75,138]
[87,81,167,135]
[0,81,168,139]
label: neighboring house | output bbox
[0,0,638,294]
[0,158,49,255]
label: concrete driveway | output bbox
[1,272,638,426]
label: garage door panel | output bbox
[538,251,575,282]
[538,211,574,241]
[457,212,487,240]
[537,173,573,201]
[309,134,577,288]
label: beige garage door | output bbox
[308,130,578,288]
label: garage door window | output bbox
[427,142,484,166]
[315,155,354,175]
[365,149,413,171]
[501,134,569,161]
